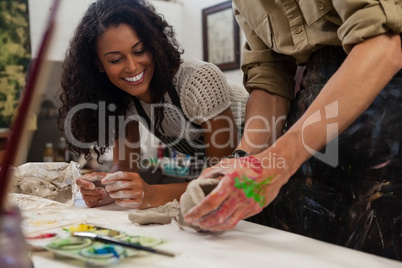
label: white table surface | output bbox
[29,201,402,268]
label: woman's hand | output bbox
[76,172,115,208]
[183,155,290,231]
[101,171,151,209]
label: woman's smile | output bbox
[123,70,145,85]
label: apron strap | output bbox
[133,83,201,131]
[132,83,205,156]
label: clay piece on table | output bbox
[10,161,81,206]
[128,199,180,225]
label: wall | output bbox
[180,0,244,85]
[28,0,244,83]
[27,0,246,162]
[28,0,183,61]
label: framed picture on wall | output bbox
[202,1,240,71]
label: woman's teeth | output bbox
[124,71,144,82]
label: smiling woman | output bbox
[58,0,248,211]
[95,24,154,103]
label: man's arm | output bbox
[184,32,402,231]
[269,32,402,176]
[237,89,290,154]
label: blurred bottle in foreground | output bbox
[0,207,33,267]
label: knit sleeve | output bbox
[179,60,231,125]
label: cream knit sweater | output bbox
[129,58,248,140]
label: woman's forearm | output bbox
[147,182,189,207]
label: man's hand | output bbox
[183,156,287,231]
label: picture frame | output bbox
[202,1,240,71]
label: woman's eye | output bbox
[133,50,145,55]
[109,58,122,64]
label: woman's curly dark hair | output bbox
[58,0,183,161]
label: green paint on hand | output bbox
[234,175,272,206]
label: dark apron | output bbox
[247,46,402,261]
[132,84,205,157]
[133,85,206,176]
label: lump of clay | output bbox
[128,200,180,225]
[176,178,219,231]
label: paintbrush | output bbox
[0,0,61,211]
[72,232,175,258]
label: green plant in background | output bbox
[0,0,31,128]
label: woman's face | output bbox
[96,23,154,103]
